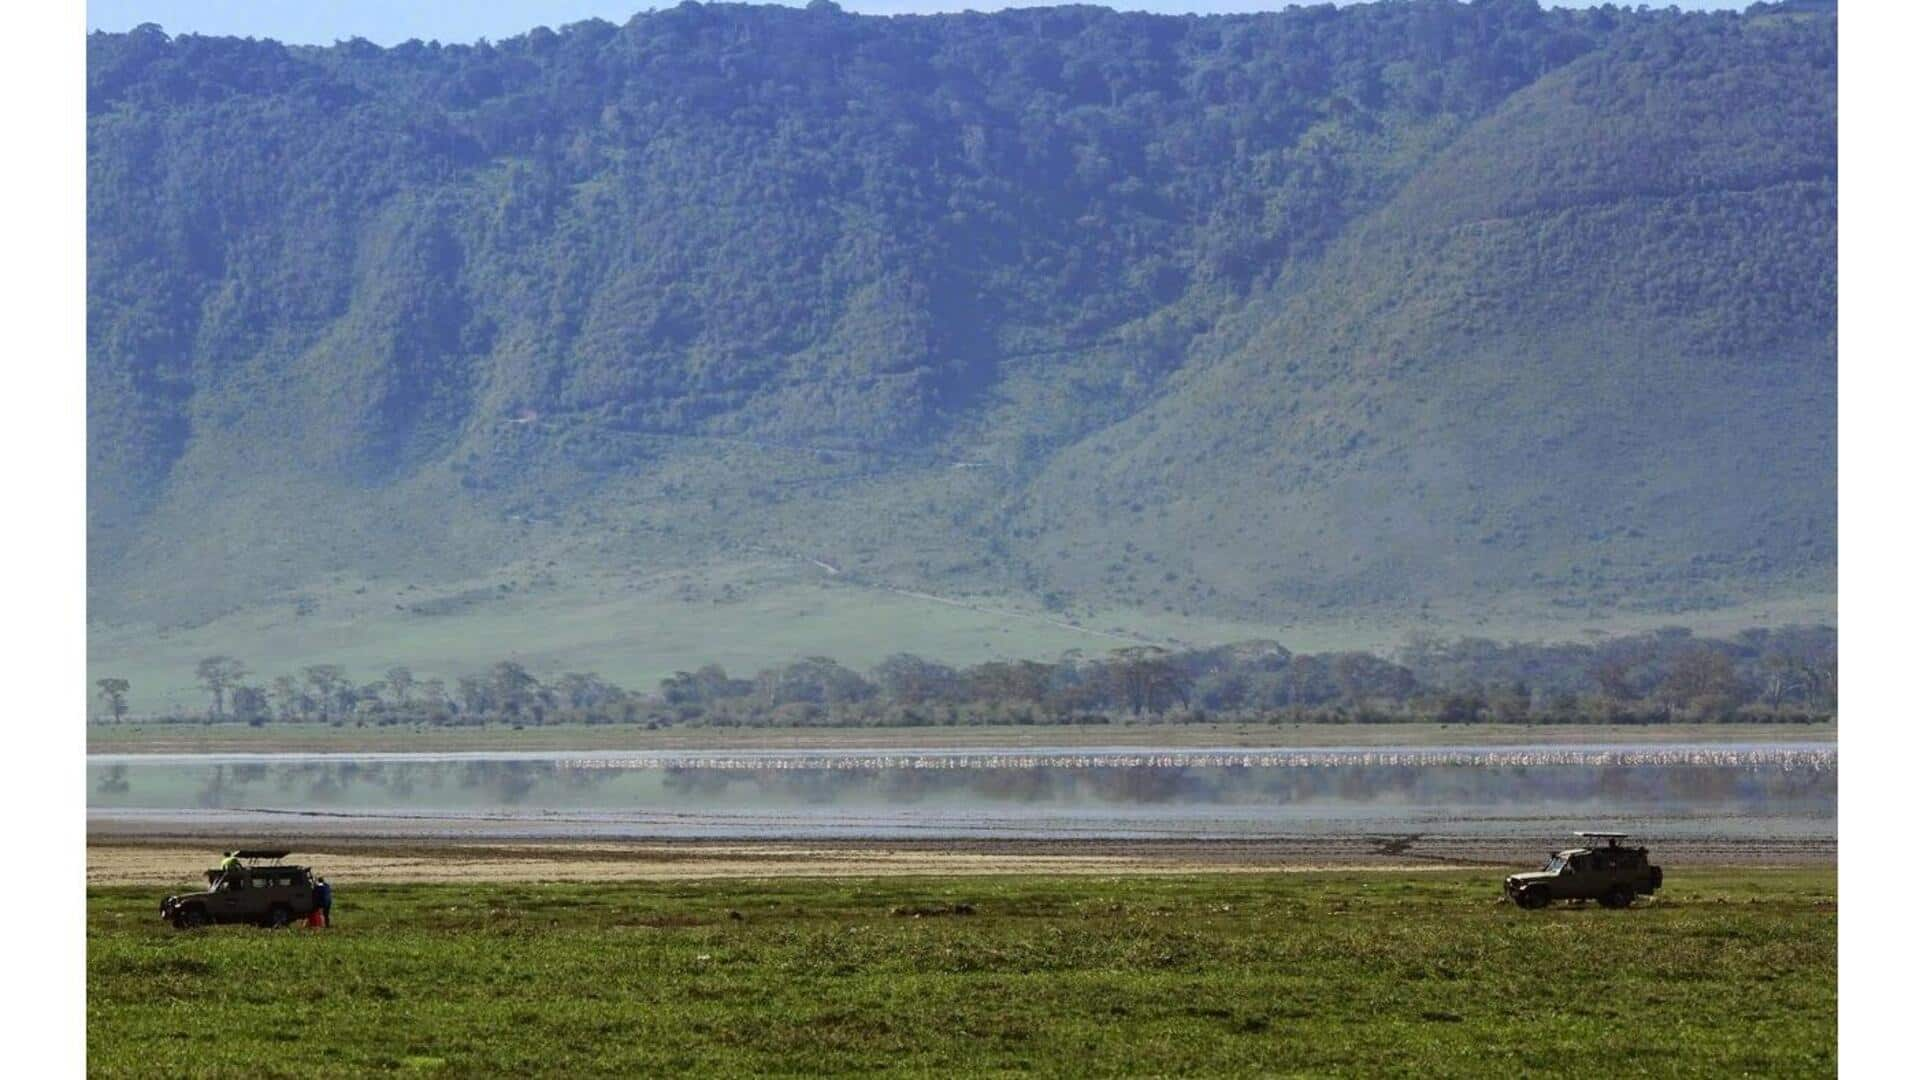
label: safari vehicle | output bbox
[1504,832,1663,910]
[160,850,318,929]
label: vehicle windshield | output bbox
[1542,856,1566,873]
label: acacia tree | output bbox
[301,665,348,721]
[1282,654,1338,708]
[1331,652,1419,705]
[488,661,539,719]
[965,660,1056,712]
[456,674,490,717]
[869,654,960,705]
[1759,653,1802,708]
[269,674,306,721]
[95,677,130,721]
[194,656,247,718]
[1802,650,1838,711]
[417,678,449,718]
[230,685,269,725]
[556,672,621,712]
[1107,647,1188,716]
[385,666,415,708]
[756,657,872,709]
[660,665,750,706]
[1658,648,1742,717]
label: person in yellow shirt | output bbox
[216,851,243,889]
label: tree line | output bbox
[94,624,1835,728]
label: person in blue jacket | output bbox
[313,876,333,926]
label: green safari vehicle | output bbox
[160,850,320,929]
[1505,832,1663,910]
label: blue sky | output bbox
[88,1,1741,47]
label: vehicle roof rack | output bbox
[231,849,292,860]
[1574,832,1630,847]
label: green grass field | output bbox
[88,871,1835,1076]
[87,553,1837,715]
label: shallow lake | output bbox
[87,743,1836,841]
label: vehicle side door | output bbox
[205,875,246,920]
[1596,850,1626,894]
[1565,854,1602,899]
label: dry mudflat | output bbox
[87,829,1834,888]
[85,719,1834,755]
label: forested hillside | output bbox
[87,2,1836,707]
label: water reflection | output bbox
[88,746,1837,822]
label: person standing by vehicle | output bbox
[313,876,333,927]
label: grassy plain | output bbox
[88,870,1834,1076]
[87,556,1837,714]
[86,718,1836,755]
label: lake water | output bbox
[87,743,1836,842]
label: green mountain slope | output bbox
[86,3,1836,706]
[1019,17,1836,623]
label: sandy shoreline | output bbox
[87,830,1835,886]
[86,720,1836,755]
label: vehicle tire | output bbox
[265,905,293,929]
[177,906,209,930]
[1600,885,1634,910]
[1517,886,1551,910]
